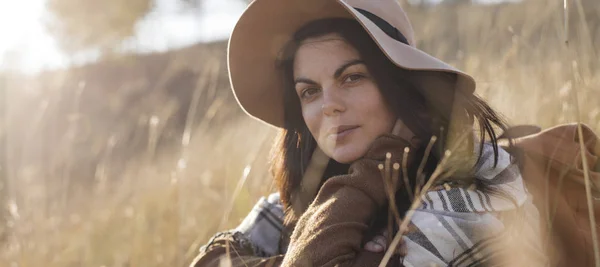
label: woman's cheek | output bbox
[302,107,318,134]
[302,107,330,151]
[353,130,373,158]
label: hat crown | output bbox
[343,0,415,46]
[227,0,475,128]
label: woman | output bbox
[192,0,544,266]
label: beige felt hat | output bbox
[228,0,476,128]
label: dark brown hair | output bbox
[271,18,509,224]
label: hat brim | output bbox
[228,0,476,128]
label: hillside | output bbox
[1,0,599,266]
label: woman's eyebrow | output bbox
[333,59,364,79]
[294,59,365,86]
[294,77,318,86]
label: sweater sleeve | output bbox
[190,231,284,267]
[191,192,286,267]
[281,134,412,267]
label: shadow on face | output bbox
[292,34,397,163]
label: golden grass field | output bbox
[0,0,599,266]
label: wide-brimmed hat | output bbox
[228,0,476,128]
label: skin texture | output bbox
[293,34,397,164]
[293,34,414,253]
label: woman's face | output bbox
[293,33,396,163]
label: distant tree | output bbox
[45,0,424,56]
[46,0,154,54]
[46,0,251,55]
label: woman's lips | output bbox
[328,125,359,142]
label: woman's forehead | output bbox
[294,36,360,70]
[298,33,346,47]
[297,33,353,54]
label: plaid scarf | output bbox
[228,144,543,266]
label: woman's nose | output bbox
[321,88,345,116]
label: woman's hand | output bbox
[363,229,407,256]
[282,119,416,266]
[360,119,412,257]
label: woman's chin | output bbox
[330,146,367,164]
[318,138,369,164]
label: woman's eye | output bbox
[344,74,363,84]
[301,88,320,99]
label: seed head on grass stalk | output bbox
[378,130,472,267]
[379,161,403,243]
[415,136,438,197]
[563,0,600,264]
[401,147,413,201]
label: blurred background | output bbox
[0,0,598,266]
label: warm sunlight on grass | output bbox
[0,0,598,266]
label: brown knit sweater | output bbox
[192,134,412,267]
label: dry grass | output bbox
[1,0,599,266]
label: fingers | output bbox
[363,234,387,252]
[374,235,387,248]
[385,237,407,257]
[364,241,384,252]
[383,230,408,257]
[397,237,408,257]
[364,230,408,256]
[364,236,407,257]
